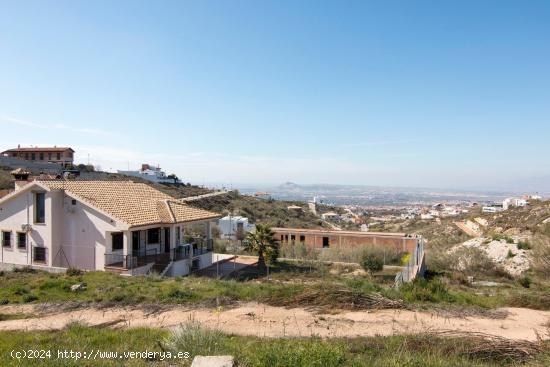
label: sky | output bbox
[1,0,549,191]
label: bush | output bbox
[22,294,38,303]
[66,267,83,276]
[399,278,454,303]
[361,252,383,275]
[518,276,531,288]
[507,250,515,259]
[0,299,8,305]
[167,321,227,358]
[533,236,550,275]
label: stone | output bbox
[191,355,234,367]
[70,283,87,292]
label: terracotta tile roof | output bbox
[38,180,221,227]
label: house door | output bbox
[132,231,140,255]
[164,228,170,253]
[322,237,330,248]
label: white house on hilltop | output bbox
[0,173,221,276]
[118,163,180,184]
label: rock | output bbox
[191,356,234,367]
[70,283,87,292]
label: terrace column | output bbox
[122,230,131,268]
[206,221,212,241]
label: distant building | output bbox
[218,215,255,240]
[502,197,528,210]
[1,146,74,167]
[321,212,340,221]
[482,203,505,213]
[287,205,304,212]
[118,164,180,184]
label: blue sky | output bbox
[1,0,549,190]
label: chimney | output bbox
[11,168,31,191]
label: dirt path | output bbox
[1,303,549,341]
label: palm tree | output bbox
[245,224,279,272]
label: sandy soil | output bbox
[1,303,549,341]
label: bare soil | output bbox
[1,303,549,341]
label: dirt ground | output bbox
[1,303,549,341]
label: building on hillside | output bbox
[502,197,528,210]
[0,173,221,276]
[287,205,304,213]
[272,227,426,283]
[482,203,505,213]
[118,164,180,184]
[218,215,255,240]
[272,227,421,253]
[321,212,340,221]
[1,146,74,167]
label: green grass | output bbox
[0,324,548,366]
[1,262,549,311]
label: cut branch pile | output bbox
[271,289,406,310]
[430,331,544,363]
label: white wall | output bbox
[0,186,125,270]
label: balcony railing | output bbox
[105,238,214,270]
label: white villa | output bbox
[0,172,221,276]
[118,163,180,184]
[218,215,255,240]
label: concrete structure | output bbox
[118,163,180,184]
[321,212,340,221]
[1,146,74,167]
[272,227,420,254]
[218,215,255,240]
[273,227,425,284]
[0,177,221,276]
[482,203,505,213]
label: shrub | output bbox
[361,252,383,275]
[507,250,515,259]
[66,267,83,276]
[0,299,8,305]
[22,294,38,303]
[518,276,531,288]
[400,278,454,303]
[517,241,531,250]
[167,321,227,358]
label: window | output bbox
[31,153,36,160]
[17,232,26,249]
[322,237,330,248]
[33,247,46,263]
[300,235,305,243]
[25,153,29,160]
[147,228,160,244]
[34,193,46,223]
[111,232,124,251]
[2,231,11,248]
[56,152,61,160]
[39,153,44,160]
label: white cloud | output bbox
[0,115,113,136]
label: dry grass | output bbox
[428,331,545,363]
[268,289,406,311]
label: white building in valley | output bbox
[218,215,255,240]
[0,172,220,276]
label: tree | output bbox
[361,252,383,275]
[245,224,279,272]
